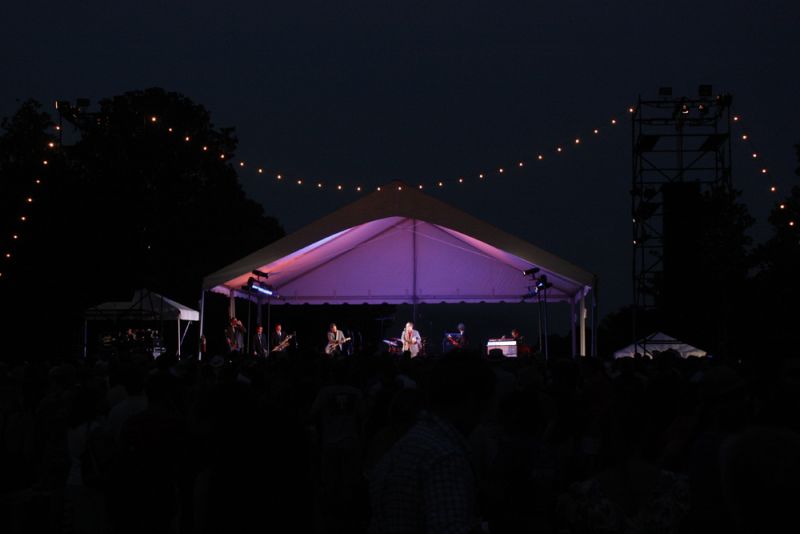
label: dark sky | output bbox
[3,0,799,317]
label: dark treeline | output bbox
[0,91,283,351]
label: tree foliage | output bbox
[0,89,284,346]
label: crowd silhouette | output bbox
[1,344,799,533]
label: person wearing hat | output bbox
[225,317,246,354]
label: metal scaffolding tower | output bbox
[631,87,732,340]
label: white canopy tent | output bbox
[613,331,708,359]
[202,182,598,355]
[85,289,199,356]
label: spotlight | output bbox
[245,277,277,296]
[522,267,540,277]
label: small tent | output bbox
[85,289,199,355]
[613,331,708,359]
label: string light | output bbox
[184,136,190,142]
[458,178,464,183]
[479,173,484,179]
[741,134,748,140]
[556,147,563,153]
[337,185,343,190]
[611,119,617,125]
[498,168,504,173]
[538,154,544,160]
[770,186,777,192]
[47,142,55,148]
[239,162,245,167]
[150,116,157,123]
[418,184,423,189]
[26,197,32,203]
[574,138,581,144]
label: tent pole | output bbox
[580,293,587,357]
[198,290,206,360]
[177,319,181,357]
[570,298,577,358]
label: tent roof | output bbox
[86,289,200,321]
[203,182,596,304]
[613,332,708,359]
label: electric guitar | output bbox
[446,333,463,347]
[324,336,351,355]
[271,334,293,352]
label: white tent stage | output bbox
[202,182,598,356]
[613,332,708,359]
[85,289,199,356]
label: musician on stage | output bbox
[446,322,468,350]
[271,323,291,355]
[252,324,269,358]
[325,323,347,356]
[401,322,422,358]
[225,317,246,354]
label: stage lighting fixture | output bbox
[251,269,270,279]
[535,275,553,290]
[246,277,276,296]
[522,267,540,277]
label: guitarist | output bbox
[325,323,350,356]
[401,322,422,358]
[270,323,290,355]
[446,322,468,350]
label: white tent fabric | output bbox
[86,289,199,322]
[613,332,708,359]
[203,182,595,305]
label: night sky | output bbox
[3,0,799,319]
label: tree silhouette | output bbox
[0,89,283,351]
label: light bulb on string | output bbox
[257,168,263,174]
[574,138,581,144]
[593,129,599,134]
[780,204,786,210]
[219,154,225,160]
[317,183,323,188]
[733,116,740,122]
[356,186,362,192]
[538,154,544,160]
[26,197,32,203]
[47,142,55,148]
[377,186,382,191]
[458,178,464,183]
[202,146,208,151]
[518,162,524,168]
[150,116,157,123]
[418,184,423,189]
[239,162,245,167]
[498,168,504,173]
[297,179,303,185]
[761,168,768,174]
[277,175,282,180]
[42,160,48,165]
[168,128,173,133]
[611,119,617,125]
[185,136,190,142]
[556,147,563,153]
[741,134,748,141]
[770,186,777,192]
[479,173,484,179]
[438,181,444,187]
[337,185,343,191]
